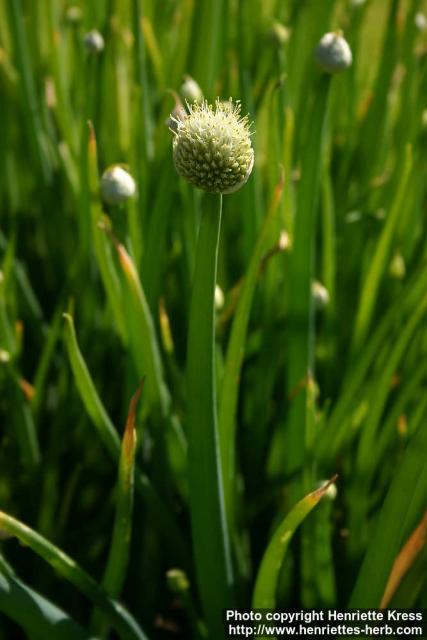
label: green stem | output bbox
[352,146,412,353]
[285,74,330,493]
[187,193,233,637]
[7,0,51,183]
[219,176,283,544]
[132,0,154,163]
[91,387,139,638]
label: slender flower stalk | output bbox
[286,33,352,499]
[285,74,331,495]
[186,193,232,636]
[173,98,253,637]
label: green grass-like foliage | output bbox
[1,0,427,638]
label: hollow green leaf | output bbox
[87,124,126,341]
[285,74,330,489]
[350,416,427,606]
[63,312,120,458]
[352,145,412,352]
[0,572,95,640]
[252,477,336,609]
[7,0,52,182]
[62,312,189,568]
[112,240,169,413]
[356,292,427,474]
[0,511,149,640]
[91,384,141,637]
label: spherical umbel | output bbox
[315,32,352,74]
[100,165,136,205]
[172,99,254,194]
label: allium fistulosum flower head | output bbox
[172,99,254,194]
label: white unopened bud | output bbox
[214,285,224,310]
[389,253,406,280]
[100,165,136,205]
[0,349,11,363]
[315,32,352,74]
[180,75,203,104]
[66,6,83,24]
[317,480,338,501]
[345,210,361,223]
[278,230,291,251]
[166,104,187,134]
[166,569,190,593]
[84,30,105,54]
[415,12,427,32]
[270,21,290,46]
[312,281,330,309]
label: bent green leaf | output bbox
[253,476,337,609]
[0,511,149,640]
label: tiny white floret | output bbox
[166,104,187,133]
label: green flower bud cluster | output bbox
[166,568,190,594]
[172,99,254,194]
